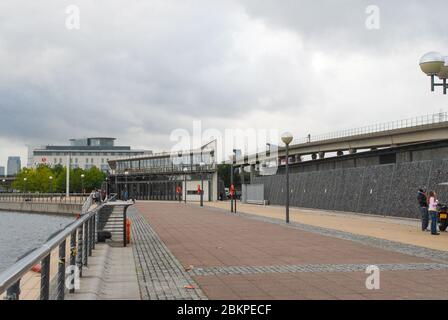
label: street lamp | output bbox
[23,177,27,194]
[199,162,205,207]
[183,167,188,203]
[80,174,85,194]
[49,176,53,196]
[2,179,6,193]
[124,171,129,200]
[281,132,293,224]
[230,150,236,213]
[419,52,448,94]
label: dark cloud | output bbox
[0,0,447,165]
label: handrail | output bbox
[0,193,90,204]
[294,111,448,145]
[0,193,111,299]
[0,209,94,294]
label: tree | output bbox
[12,165,107,193]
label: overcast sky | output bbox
[0,0,447,168]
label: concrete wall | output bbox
[0,202,82,216]
[254,159,448,219]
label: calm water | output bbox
[0,211,74,273]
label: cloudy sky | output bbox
[0,0,447,168]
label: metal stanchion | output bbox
[40,254,51,300]
[56,240,66,300]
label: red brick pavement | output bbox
[135,202,448,300]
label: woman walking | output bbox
[428,191,440,235]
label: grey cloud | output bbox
[0,0,446,159]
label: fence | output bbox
[0,193,90,204]
[0,192,99,300]
[295,111,448,144]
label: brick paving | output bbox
[129,208,207,300]
[133,201,448,300]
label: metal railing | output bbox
[295,111,448,144]
[0,193,90,204]
[0,193,100,300]
[112,163,217,176]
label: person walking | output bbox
[428,191,440,235]
[417,188,429,231]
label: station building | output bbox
[107,141,218,202]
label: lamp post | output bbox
[124,171,129,200]
[80,174,85,194]
[2,179,5,193]
[23,177,27,194]
[230,150,236,213]
[419,52,448,94]
[183,167,188,203]
[281,132,293,224]
[49,176,53,199]
[105,177,109,197]
[199,162,205,207]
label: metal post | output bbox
[184,173,187,203]
[66,153,70,198]
[83,222,88,266]
[4,279,20,300]
[431,74,435,92]
[69,231,77,293]
[92,214,96,250]
[88,218,93,256]
[56,240,66,300]
[230,164,234,213]
[444,78,447,95]
[200,171,204,207]
[40,254,51,300]
[285,143,290,224]
[76,225,83,277]
[123,207,128,247]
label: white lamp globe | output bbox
[437,56,448,79]
[281,132,293,145]
[420,51,444,75]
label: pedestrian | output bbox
[428,191,440,235]
[417,188,429,231]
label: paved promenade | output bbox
[132,201,448,300]
[205,202,448,251]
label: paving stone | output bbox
[128,208,207,300]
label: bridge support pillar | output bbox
[349,148,357,155]
[318,152,325,159]
[250,164,255,183]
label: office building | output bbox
[7,157,21,176]
[28,137,151,173]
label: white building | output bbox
[28,137,151,172]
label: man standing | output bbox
[417,188,429,231]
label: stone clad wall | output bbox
[254,159,448,219]
[0,202,81,216]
